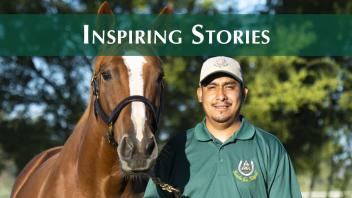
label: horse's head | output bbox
[91,2,165,174]
[92,55,162,173]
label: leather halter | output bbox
[92,72,181,197]
[91,72,163,148]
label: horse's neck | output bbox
[58,110,123,195]
[57,107,145,197]
[76,111,117,172]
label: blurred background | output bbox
[0,0,352,197]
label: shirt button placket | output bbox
[218,146,226,176]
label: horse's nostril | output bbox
[120,137,134,158]
[146,138,156,155]
[126,138,134,150]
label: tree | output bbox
[0,1,352,195]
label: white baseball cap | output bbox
[199,56,243,85]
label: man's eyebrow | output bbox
[206,82,218,86]
[205,80,239,87]
[223,81,238,85]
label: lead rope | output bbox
[150,176,182,198]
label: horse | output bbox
[11,2,165,197]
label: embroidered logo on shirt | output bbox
[233,160,258,182]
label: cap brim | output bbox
[200,70,243,85]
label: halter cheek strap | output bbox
[91,75,162,149]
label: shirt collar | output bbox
[194,116,256,142]
[194,118,212,141]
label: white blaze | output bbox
[122,55,147,142]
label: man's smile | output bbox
[212,103,231,110]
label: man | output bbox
[144,56,302,198]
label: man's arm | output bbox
[268,151,302,198]
[144,141,176,198]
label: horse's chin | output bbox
[118,157,156,178]
[122,169,152,180]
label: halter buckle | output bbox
[108,122,113,133]
[106,122,115,146]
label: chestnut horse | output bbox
[11,2,165,198]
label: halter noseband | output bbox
[91,72,163,148]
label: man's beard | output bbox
[212,112,232,123]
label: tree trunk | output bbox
[308,163,320,198]
[325,158,335,198]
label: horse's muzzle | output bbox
[118,135,158,172]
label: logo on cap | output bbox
[214,57,229,68]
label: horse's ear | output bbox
[95,1,116,56]
[150,5,173,31]
[96,1,116,33]
[159,6,173,15]
[97,1,113,15]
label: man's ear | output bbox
[197,87,203,103]
[242,87,248,103]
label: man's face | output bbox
[197,75,247,124]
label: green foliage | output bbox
[160,57,203,139]
[273,23,316,54]
[0,56,89,171]
[0,0,351,194]
[240,57,342,170]
[269,0,352,14]
[0,117,60,173]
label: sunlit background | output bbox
[1,0,352,197]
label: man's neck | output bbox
[205,116,241,143]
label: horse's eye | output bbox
[101,71,112,81]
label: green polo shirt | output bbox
[144,117,301,198]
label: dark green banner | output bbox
[0,14,351,56]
